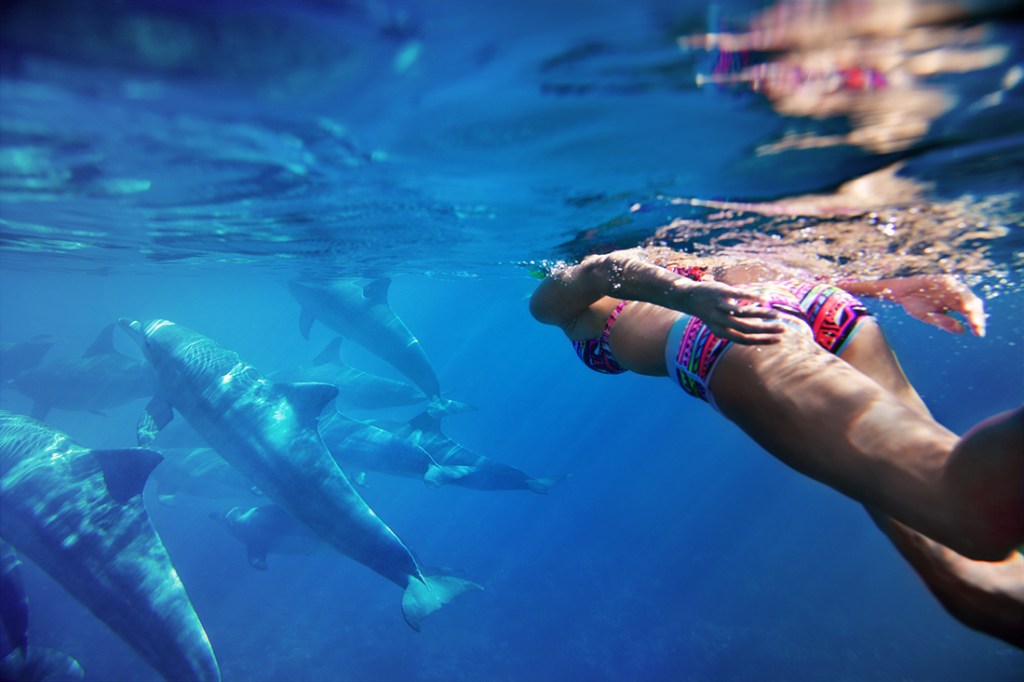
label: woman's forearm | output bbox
[571,250,698,309]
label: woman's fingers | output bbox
[961,292,986,337]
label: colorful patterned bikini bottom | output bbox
[664,280,870,410]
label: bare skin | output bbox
[530,249,1023,561]
[531,248,1023,646]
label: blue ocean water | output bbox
[1,1,1023,681]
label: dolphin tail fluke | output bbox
[526,474,572,494]
[423,464,476,489]
[401,575,483,632]
[425,397,476,418]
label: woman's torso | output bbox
[572,259,797,377]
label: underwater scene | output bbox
[1,0,1023,680]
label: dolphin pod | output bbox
[0,410,221,682]
[119,318,481,630]
[288,278,444,401]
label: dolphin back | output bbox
[0,411,221,682]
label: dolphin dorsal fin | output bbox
[363,278,391,303]
[82,323,117,357]
[298,307,316,340]
[409,410,442,435]
[276,382,338,426]
[91,448,164,504]
[312,338,344,367]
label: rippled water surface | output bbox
[1,1,1022,681]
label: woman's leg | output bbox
[841,320,1023,649]
[708,323,1023,560]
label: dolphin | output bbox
[0,647,85,682]
[119,318,480,630]
[318,411,474,488]
[10,324,155,420]
[151,447,259,507]
[287,278,443,401]
[1,540,29,658]
[0,336,55,385]
[379,412,570,494]
[0,410,220,682]
[213,505,322,571]
[271,338,473,416]
[1,540,86,682]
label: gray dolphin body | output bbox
[0,410,220,682]
[272,339,472,416]
[318,411,473,487]
[381,413,570,494]
[0,337,54,385]
[10,325,155,420]
[216,505,322,570]
[288,278,442,400]
[151,447,258,507]
[120,318,479,630]
[1,540,86,682]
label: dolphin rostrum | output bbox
[119,318,480,630]
[287,278,443,401]
[0,410,220,682]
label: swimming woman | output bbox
[530,246,1022,646]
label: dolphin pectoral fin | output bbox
[299,307,315,340]
[526,474,572,494]
[246,545,269,571]
[275,382,338,426]
[312,337,344,366]
[425,397,476,417]
[401,575,483,632]
[138,398,174,446]
[363,278,391,303]
[354,472,369,488]
[91,448,164,504]
[1,647,85,682]
[423,464,476,489]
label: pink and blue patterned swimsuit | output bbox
[572,265,710,375]
[573,266,871,410]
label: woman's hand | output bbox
[842,275,986,336]
[675,280,787,344]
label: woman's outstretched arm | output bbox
[840,274,986,336]
[530,249,786,344]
